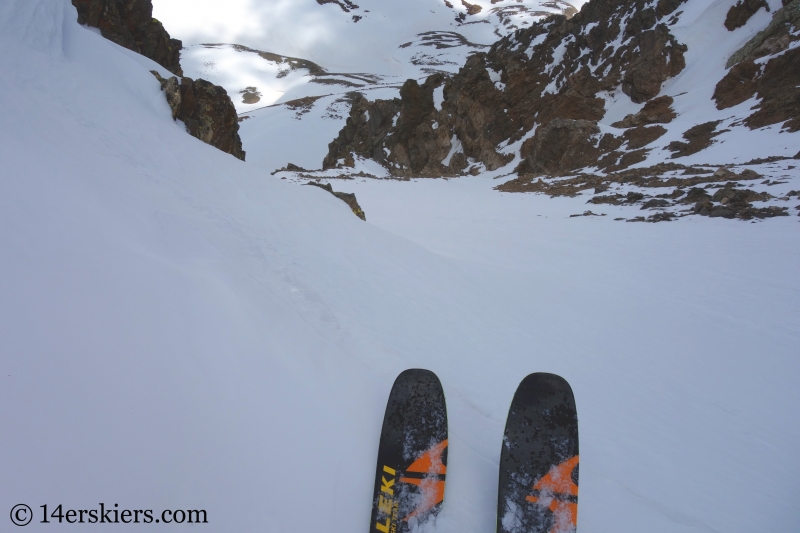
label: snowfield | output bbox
[1,1,799,533]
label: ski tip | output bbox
[393,368,442,387]
[517,372,574,395]
[498,373,579,533]
[511,372,577,415]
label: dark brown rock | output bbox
[71,0,182,75]
[656,0,685,17]
[239,87,261,105]
[516,119,601,176]
[588,191,646,205]
[645,211,678,222]
[715,1,800,133]
[745,48,800,131]
[624,191,645,203]
[569,210,606,217]
[442,56,516,171]
[611,149,650,172]
[713,60,760,109]
[711,186,771,204]
[694,196,788,219]
[693,200,732,218]
[495,162,765,202]
[667,121,724,158]
[390,76,453,175]
[612,95,676,127]
[323,94,402,170]
[689,182,786,219]
[598,133,624,151]
[621,24,687,103]
[305,182,366,220]
[657,188,686,199]
[725,0,769,31]
[623,125,667,149]
[726,0,799,67]
[149,74,245,161]
[681,187,711,204]
[461,0,482,15]
[177,77,245,161]
[641,198,670,209]
[588,194,624,205]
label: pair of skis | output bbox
[369,370,578,533]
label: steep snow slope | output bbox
[1,3,799,533]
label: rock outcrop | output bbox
[461,1,483,16]
[515,119,601,176]
[714,0,800,132]
[71,0,182,75]
[72,0,246,160]
[178,77,245,161]
[305,182,366,220]
[153,72,245,161]
[667,121,724,158]
[693,185,787,220]
[611,95,677,128]
[724,0,770,31]
[323,95,402,170]
[324,75,463,177]
[323,0,689,178]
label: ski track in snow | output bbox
[1,2,799,533]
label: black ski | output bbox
[370,369,448,533]
[497,373,579,533]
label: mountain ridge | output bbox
[321,0,799,180]
[280,0,799,221]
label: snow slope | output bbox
[1,2,799,533]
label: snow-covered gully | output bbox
[1,1,797,533]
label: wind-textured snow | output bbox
[1,2,799,533]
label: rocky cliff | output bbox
[714,0,800,132]
[71,0,182,75]
[323,0,799,180]
[325,0,689,177]
[152,72,246,161]
[72,0,245,160]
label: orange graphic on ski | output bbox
[525,455,579,532]
[371,369,448,533]
[400,440,448,520]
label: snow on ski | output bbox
[498,373,579,533]
[371,369,448,533]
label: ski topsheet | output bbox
[370,369,448,533]
[497,373,579,533]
